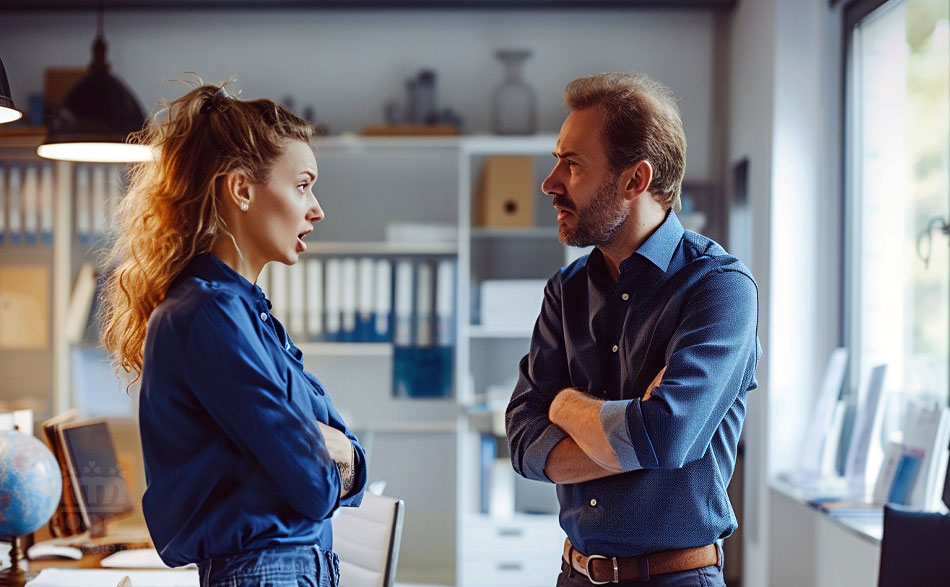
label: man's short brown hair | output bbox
[564,72,687,212]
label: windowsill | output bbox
[769,476,883,545]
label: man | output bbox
[505,72,760,586]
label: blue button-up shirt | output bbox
[139,253,366,567]
[506,211,760,558]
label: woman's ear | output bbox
[223,169,252,212]
[620,160,653,201]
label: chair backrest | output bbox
[333,493,405,587]
[878,504,950,587]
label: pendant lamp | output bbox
[0,56,24,125]
[37,1,150,163]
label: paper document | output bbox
[100,549,196,569]
[27,568,198,587]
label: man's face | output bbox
[542,107,629,248]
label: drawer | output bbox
[461,514,563,554]
[459,553,561,587]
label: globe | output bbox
[0,430,62,537]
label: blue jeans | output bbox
[197,544,340,587]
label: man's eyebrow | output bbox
[553,150,582,160]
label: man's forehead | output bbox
[556,107,604,155]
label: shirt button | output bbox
[611,345,618,353]
[621,293,629,301]
[590,498,598,507]
[260,312,268,321]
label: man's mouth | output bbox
[553,199,574,222]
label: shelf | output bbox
[295,342,393,356]
[303,241,457,255]
[311,133,558,156]
[468,325,533,339]
[349,420,458,433]
[461,134,558,155]
[314,134,460,152]
[471,227,556,239]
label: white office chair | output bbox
[333,493,405,587]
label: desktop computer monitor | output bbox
[57,419,134,535]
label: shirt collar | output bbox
[629,209,683,273]
[181,252,266,301]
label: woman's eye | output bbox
[297,183,308,193]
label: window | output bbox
[845,0,950,438]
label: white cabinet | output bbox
[459,513,564,587]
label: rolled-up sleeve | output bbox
[599,268,759,471]
[506,276,573,482]
[185,294,343,521]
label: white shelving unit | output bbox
[454,135,565,587]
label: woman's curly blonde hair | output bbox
[100,80,312,381]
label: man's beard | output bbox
[557,174,629,248]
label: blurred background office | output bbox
[0,0,947,586]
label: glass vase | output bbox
[491,49,537,135]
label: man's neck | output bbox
[599,206,668,282]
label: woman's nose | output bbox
[309,196,324,223]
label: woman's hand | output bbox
[318,422,355,497]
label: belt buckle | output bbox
[584,554,619,585]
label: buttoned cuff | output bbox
[600,400,649,471]
[524,424,569,482]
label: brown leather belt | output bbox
[562,538,719,584]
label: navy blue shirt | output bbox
[506,211,760,557]
[139,253,367,567]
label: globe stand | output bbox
[0,536,27,587]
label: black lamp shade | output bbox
[0,56,23,124]
[45,67,144,144]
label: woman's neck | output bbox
[210,235,262,284]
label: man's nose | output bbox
[541,168,561,197]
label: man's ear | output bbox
[620,160,653,202]
[223,168,252,211]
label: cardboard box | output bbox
[473,156,535,228]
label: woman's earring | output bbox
[240,201,249,212]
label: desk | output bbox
[28,552,109,572]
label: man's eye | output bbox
[298,183,308,192]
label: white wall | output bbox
[726,0,774,584]
[0,8,718,180]
[727,0,847,585]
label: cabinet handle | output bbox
[497,528,523,537]
[497,562,523,571]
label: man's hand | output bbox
[642,366,666,401]
[318,422,355,497]
[549,389,622,472]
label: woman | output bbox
[100,83,366,587]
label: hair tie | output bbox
[202,87,232,114]
[212,87,231,111]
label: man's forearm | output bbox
[544,437,621,483]
[549,389,622,472]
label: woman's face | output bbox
[246,140,323,266]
